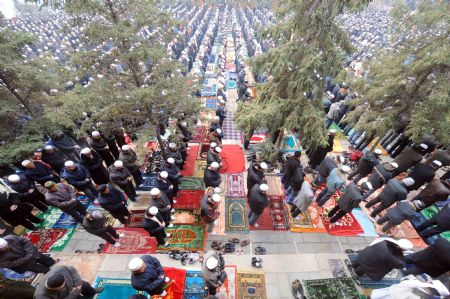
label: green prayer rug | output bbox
[179,177,206,190]
[50,228,76,252]
[36,207,63,229]
[157,224,206,251]
[225,198,249,233]
[304,278,360,299]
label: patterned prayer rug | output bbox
[268,196,290,230]
[197,143,210,160]
[125,209,145,228]
[36,207,63,229]
[328,259,347,278]
[265,175,285,196]
[50,228,76,252]
[184,270,204,299]
[52,212,78,229]
[220,145,245,174]
[128,193,152,210]
[179,177,206,190]
[304,278,359,299]
[152,267,186,299]
[157,224,206,251]
[26,228,68,253]
[135,173,158,191]
[191,126,207,143]
[211,196,226,235]
[280,134,302,153]
[174,190,205,209]
[0,268,37,283]
[172,209,202,224]
[249,206,273,231]
[225,173,246,197]
[225,198,249,233]
[216,266,237,299]
[93,277,145,299]
[205,98,217,109]
[237,272,267,299]
[193,160,208,178]
[181,145,199,177]
[222,111,243,141]
[101,228,157,254]
[51,253,105,283]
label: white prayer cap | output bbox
[210,142,217,148]
[215,147,222,153]
[217,96,223,100]
[150,188,161,196]
[419,143,428,150]
[216,128,222,134]
[395,239,413,250]
[374,149,382,155]
[329,129,337,134]
[149,206,159,216]
[181,121,187,127]
[160,171,168,179]
[167,157,175,164]
[212,194,221,202]
[65,160,75,167]
[260,162,268,170]
[80,148,91,155]
[168,142,177,149]
[128,257,144,271]
[0,238,8,250]
[121,145,130,151]
[21,160,32,167]
[259,184,269,192]
[91,210,104,219]
[214,187,221,194]
[402,177,415,187]
[210,162,220,169]
[341,165,351,173]
[432,160,442,168]
[206,256,218,270]
[8,174,20,183]
[389,162,399,169]
[91,131,100,137]
[219,99,225,104]
[114,160,124,168]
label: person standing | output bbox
[307,130,335,169]
[79,148,109,185]
[247,162,267,197]
[104,133,120,159]
[207,146,223,168]
[0,236,57,274]
[96,184,131,224]
[82,210,123,247]
[89,131,115,167]
[51,131,80,162]
[34,265,103,298]
[282,151,302,189]
[0,187,41,230]
[204,162,222,188]
[129,255,168,297]
[119,145,144,187]
[347,149,382,183]
[216,99,227,127]
[202,250,226,299]
[142,207,170,247]
[60,161,98,201]
[209,129,222,146]
[155,171,174,202]
[22,160,60,186]
[165,143,184,169]
[44,181,87,223]
[328,182,372,223]
[162,158,181,197]
[149,188,173,228]
[41,145,67,173]
[201,193,221,233]
[6,174,48,212]
[248,183,270,227]
[109,160,137,202]
[404,238,450,278]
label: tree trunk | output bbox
[0,72,35,117]
[155,129,167,161]
[276,130,285,149]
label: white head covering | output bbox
[91,131,100,137]
[374,149,382,155]
[212,194,221,202]
[210,162,220,169]
[150,188,161,196]
[0,238,8,250]
[114,160,124,168]
[329,129,337,134]
[206,256,218,270]
[214,187,221,194]
[44,145,54,151]
[260,162,268,170]
[389,162,399,169]
[167,157,175,164]
[432,160,442,168]
[419,143,428,150]
[160,171,168,179]
[21,160,32,167]
[216,128,222,134]
[396,239,414,250]
[402,177,415,187]
[168,142,176,149]
[149,206,158,215]
[215,147,222,153]
[259,184,269,192]
[121,145,130,151]
[65,160,75,167]
[128,257,144,271]
[210,142,217,148]
[80,148,91,155]
[8,174,20,183]
[340,165,351,173]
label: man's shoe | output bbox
[295,279,305,299]
[94,286,104,293]
[163,242,170,247]
[160,290,167,296]
[166,233,171,238]
[291,281,299,299]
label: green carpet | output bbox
[304,278,360,299]
[50,228,76,252]
[225,198,249,233]
[157,224,206,251]
[179,177,206,190]
[36,207,63,229]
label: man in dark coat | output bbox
[392,144,426,173]
[155,171,174,202]
[109,160,137,201]
[142,207,170,246]
[89,131,115,167]
[377,200,425,233]
[149,188,173,227]
[79,148,109,185]
[247,162,267,196]
[129,255,167,296]
[365,177,414,217]
[347,149,382,183]
[161,158,181,197]
[104,133,120,159]
[165,143,184,169]
[413,178,450,207]
[201,193,221,232]
[119,145,144,186]
[313,156,336,186]
[0,271,35,299]
[415,203,450,238]
[60,160,98,200]
[34,265,103,298]
[404,238,450,278]
[216,99,227,127]
[0,235,57,273]
[0,189,41,230]
[41,145,67,173]
[22,160,60,186]
[425,148,450,166]
[44,181,87,223]
[248,183,270,227]
[6,174,48,212]
[204,162,222,188]
[307,130,335,169]
[362,162,398,200]
[352,239,408,281]
[207,146,223,168]
[282,151,302,189]
[51,131,80,162]
[405,160,440,191]
[328,182,372,223]
[97,184,130,224]
[82,210,123,246]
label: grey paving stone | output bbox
[291,233,304,243]
[70,231,90,241]
[319,234,339,243]
[300,233,323,242]
[275,273,292,298]
[278,243,298,254]
[264,272,278,285]
[296,243,316,253]
[346,236,367,244]
[266,285,281,299]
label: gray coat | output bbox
[386,200,416,225]
[119,150,140,173]
[0,235,39,273]
[293,181,314,212]
[44,183,77,213]
[201,250,224,288]
[393,146,423,173]
[108,165,131,186]
[378,179,408,207]
[317,157,336,178]
[34,266,82,299]
[338,182,362,213]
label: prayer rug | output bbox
[227,79,237,89]
[125,209,145,228]
[179,177,205,190]
[249,206,273,231]
[174,190,204,209]
[220,145,245,174]
[225,198,249,233]
[211,196,226,235]
[184,270,204,299]
[290,205,327,233]
[191,126,206,143]
[216,266,237,299]
[172,209,202,224]
[197,143,210,160]
[352,208,378,237]
[280,134,302,153]
[265,175,285,196]
[152,267,186,299]
[26,228,68,253]
[129,193,151,210]
[36,207,63,229]
[193,160,208,178]
[268,196,290,230]
[51,253,105,283]
[237,272,267,299]
[93,277,145,299]
[222,111,243,141]
[135,173,158,191]
[157,224,206,251]
[50,228,76,252]
[225,173,246,197]
[0,268,37,283]
[181,145,199,177]
[328,259,347,278]
[52,212,78,229]
[303,278,359,299]
[205,98,217,109]
[101,228,157,254]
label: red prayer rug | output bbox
[26,228,67,253]
[125,209,145,228]
[180,145,199,177]
[197,143,210,160]
[152,267,186,299]
[225,173,246,197]
[220,145,245,174]
[173,190,204,209]
[191,125,206,143]
[101,228,157,254]
[250,196,289,231]
[249,206,273,231]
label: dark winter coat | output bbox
[89,136,110,154]
[52,134,78,155]
[119,150,140,173]
[386,201,416,225]
[417,179,450,206]
[338,182,363,213]
[97,185,126,212]
[80,152,109,185]
[104,134,120,159]
[355,151,380,176]
[131,255,165,295]
[308,134,334,167]
[247,163,265,193]
[248,184,269,215]
[203,169,221,188]
[367,163,395,189]
[6,175,35,198]
[24,162,55,185]
[161,164,180,182]
[378,179,408,207]
[41,149,67,172]
[60,164,91,188]
[406,163,435,191]
[207,150,222,166]
[165,149,183,166]
[108,165,132,186]
[355,240,406,281]
[434,203,450,230]
[143,213,166,237]
[200,195,220,223]
[148,193,172,215]
[290,167,305,192]
[155,178,172,197]
[408,238,450,278]
[34,266,82,299]
[426,149,450,167]
[392,146,423,173]
[0,235,39,273]
[317,157,337,178]
[82,216,108,235]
